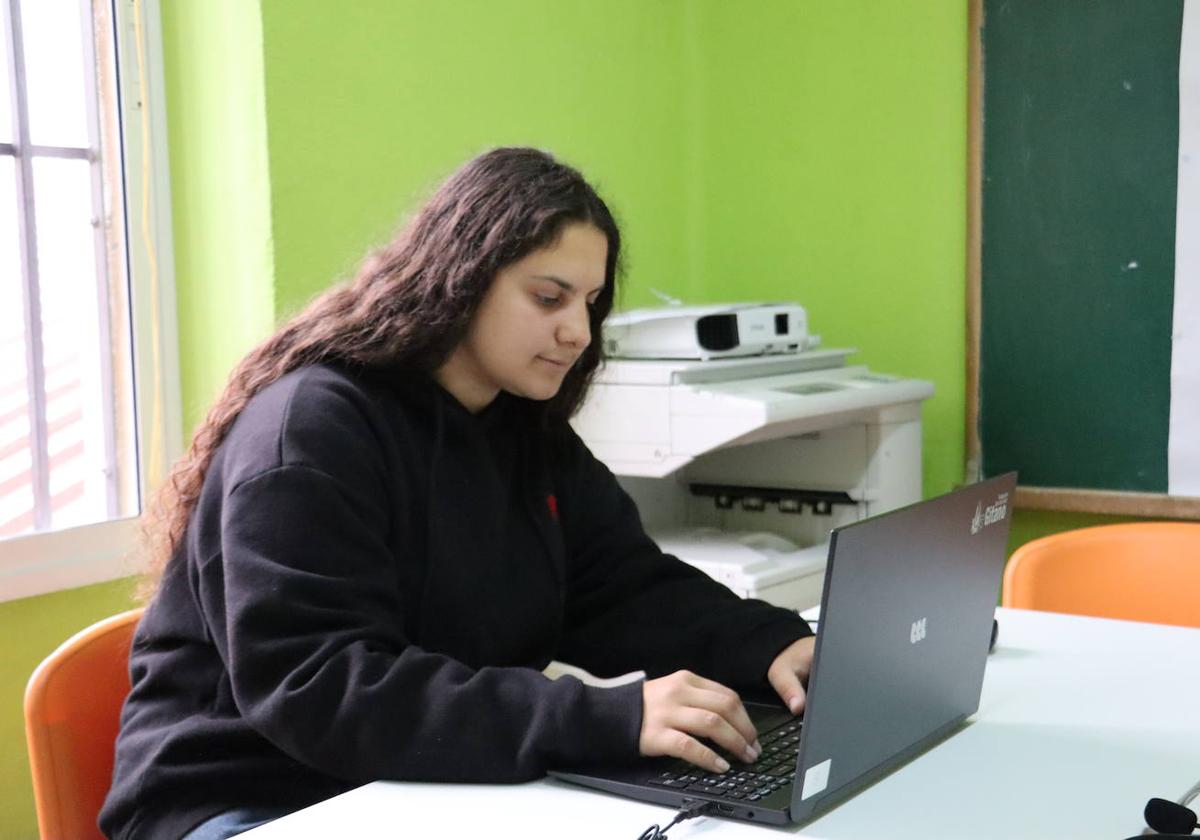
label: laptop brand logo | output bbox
[970,492,1010,535]
[910,617,927,644]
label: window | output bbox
[1,0,180,601]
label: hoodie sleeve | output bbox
[553,427,813,690]
[196,379,642,784]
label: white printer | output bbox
[651,528,829,608]
[571,303,935,611]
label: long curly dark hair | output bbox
[140,147,622,597]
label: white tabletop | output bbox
[239,608,1200,839]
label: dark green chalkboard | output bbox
[979,0,1183,495]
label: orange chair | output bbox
[24,608,144,840]
[1002,523,1200,628]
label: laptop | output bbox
[551,473,1017,826]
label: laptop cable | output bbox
[636,799,718,839]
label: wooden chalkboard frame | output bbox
[965,0,1200,519]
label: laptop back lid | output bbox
[789,473,1017,822]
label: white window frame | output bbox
[0,0,181,603]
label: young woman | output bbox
[99,148,815,840]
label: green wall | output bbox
[166,0,275,427]
[256,0,969,496]
[259,0,694,320]
[688,2,968,496]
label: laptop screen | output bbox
[791,473,1016,818]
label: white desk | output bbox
[239,608,1200,839]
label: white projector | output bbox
[603,303,814,360]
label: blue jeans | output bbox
[180,806,286,840]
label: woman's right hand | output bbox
[639,670,762,773]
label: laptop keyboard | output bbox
[647,719,802,802]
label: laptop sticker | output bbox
[801,758,832,801]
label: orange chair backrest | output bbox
[24,608,144,840]
[1002,523,1200,628]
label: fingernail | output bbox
[789,697,802,714]
[753,740,762,754]
[743,746,757,763]
[716,757,730,772]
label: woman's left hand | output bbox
[767,636,817,716]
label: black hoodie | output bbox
[100,364,811,840]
